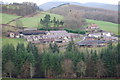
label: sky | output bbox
[1,0,119,5]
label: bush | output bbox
[64,28,86,34]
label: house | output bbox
[102,32,112,37]
[9,32,15,38]
[7,31,20,38]
[76,40,107,47]
[88,33,101,38]
[87,24,99,29]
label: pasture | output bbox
[86,19,118,35]
[9,12,63,28]
[0,13,20,24]
[2,38,28,47]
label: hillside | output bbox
[1,2,40,16]
[0,13,20,24]
[39,1,118,11]
[2,12,63,28]
[39,1,81,10]
[49,4,118,23]
[1,12,118,35]
[83,2,118,11]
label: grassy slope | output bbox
[1,12,118,35]
[0,13,20,24]
[10,12,63,28]
[2,38,28,47]
[86,19,118,35]
[2,12,63,46]
[2,78,120,80]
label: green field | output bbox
[2,38,28,47]
[2,78,120,80]
[0,13,20,24]
[9,12,63,28]
[1,12,118,35]
[86,19,118,35]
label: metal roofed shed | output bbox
[19,30,47,35]
[76,40,107,47]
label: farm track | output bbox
[5,12,38,25]
[6,16,24,24]
[1,24,16,27]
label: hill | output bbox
[39,1,118,11]
[1,2,40,16]
[1,12,118,35]
[39,1,81,11]
[83,2,118,11]
[0,13,20,24]
[49,4,118,23]
[8,12,63,28]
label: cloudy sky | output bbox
[2,0,119,5]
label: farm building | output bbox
[46,30,68,35]
[19,30,47,42]
[84,36,97,40]
[88,32,112,38]
[76,40,107,47]
[43,30,80,43]
[19,30,47,35]
[87,24,99,29]
[7,31,20,38]
[102,36,118,41]
[88,33,102,38]
[7,30,81,43]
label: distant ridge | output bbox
[39,1,118,11]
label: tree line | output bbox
[64,28,86,34]
[2,41,120,78]
[40,14,64,28]
[1,2,41,16]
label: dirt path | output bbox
[1,24,16,27]
[6,12,38,25]
[6,16,24,24]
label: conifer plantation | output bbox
[2,42,120,78]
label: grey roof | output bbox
[19,30,46,35]
[76,40,107,46]
[49,30,68,34]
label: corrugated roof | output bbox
[76,40,107,46]
[19,30,46,35]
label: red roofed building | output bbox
[88,23,99,29]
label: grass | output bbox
[86,19,118,35]
[2,78,120,80]
[0,13,20,24]
[1,12,118,35]
[2,37,28,47]
[9,12,63,28]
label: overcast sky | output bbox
[1,0,119,5]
